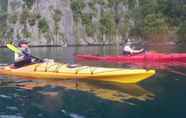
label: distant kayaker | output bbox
[13,40,32,68]
[123,40,144,55]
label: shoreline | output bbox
[0,43,122,48]
[0,40,177,48]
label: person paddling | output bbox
[13,40,32,68]
[123,40,144,55]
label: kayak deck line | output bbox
[0,62,156,84]
[33,63,92,73]
[32,62,152,75]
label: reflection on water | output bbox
[31,47,76,64]
[0,77,155,118]
[3,78,154,103]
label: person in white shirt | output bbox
[123,42,144,55]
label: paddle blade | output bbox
[7,44,21,54]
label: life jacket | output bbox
[21,48,32,61]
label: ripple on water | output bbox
[0,95,12,99]
[6,106,18,111]
[69,113,85,118]
[0,115,23,118]
[61,109,85,118]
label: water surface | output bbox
[0,42,186,118]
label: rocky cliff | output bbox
[0,0,183,46]
[8,0,74,46]
[6,0,132,46]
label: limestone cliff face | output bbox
[6,0,131,46]
[8,0,74,46]
[38,0,75,45]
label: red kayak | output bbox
[76,52,186,63]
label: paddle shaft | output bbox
[22,51,43,62]
[7,44,44,62]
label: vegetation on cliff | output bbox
[0,0,185,45]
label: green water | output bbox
[0,42,186,118]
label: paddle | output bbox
[6,44,44,62]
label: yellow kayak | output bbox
[0,62,155,84]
